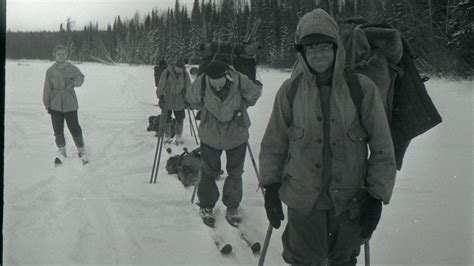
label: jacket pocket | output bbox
[346,120,368,143]
[233,110,246,128]
[289,126,304,142]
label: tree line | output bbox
[6,0,473,77]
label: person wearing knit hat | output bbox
[186,60,262,227]
[259,8,396,265]
[156,58,192,145]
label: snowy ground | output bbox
[3,60,473,265]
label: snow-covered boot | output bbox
[225,207,242,227]
[164,136,173,145]
[77,146,89,164]
[58,147,67,158]
[199,207,215,227]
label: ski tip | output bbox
[251,242,261,253]
[221,244,232,254]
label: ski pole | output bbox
[191,170,201,203]
[190,109,199,134]
[150,100,170,183]
[188,109,194,136]
[246,143,261,187]
[187,108,199,145]
[259,224,273,266]
[364,241,370,266]
[149,133,163,183]
[246,143,274,266]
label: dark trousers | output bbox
[50,110,84,148]
[282,207,362,266]
[166,109,185,123]
[197,141,247,209]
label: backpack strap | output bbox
[345,70,363,117]
[287,73,304,109]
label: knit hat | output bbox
[203,60,230,79]
[295,33,336,53]
[299,33,335,45]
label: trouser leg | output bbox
[165,110,173,138]
[50,110,66,148]
[64,110,84,148]
[197,142,222,208]
[174,110,185,136]
[222,142,247,209]
[282,206,362,266]
[327,210,362,266]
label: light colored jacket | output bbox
[259,8,396,215]
[156,65,191,111]
[186,68,262,150]
[43,62,84,112]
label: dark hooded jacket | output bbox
[259,9,397,216]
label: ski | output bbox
[210,230,233,255]
[225,210,261,254]
[198,207,233,255]
[237,226,261,254]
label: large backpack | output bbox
[288,19,442,170]
[166,147,201,187]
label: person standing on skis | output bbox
[43,44,87,161]
[156,58,191,145]
[186,60,262,226]
[259,8,397,265]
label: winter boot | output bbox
[77,146,89,164]
[58,147,67,158]
[164,122,173,144]
[225,207,242,227]
[199,207,215,227]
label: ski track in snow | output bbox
[4,60,473,265]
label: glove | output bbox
[158,96,165,109]
[263,183,284,229]
[359,191,382,239]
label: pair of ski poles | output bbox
[150,104,199,183]
[187,108,199,145]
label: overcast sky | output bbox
[6,0,196,32]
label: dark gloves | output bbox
[158,96,165,109]
[359,191,382,239]
[263,183,284,229]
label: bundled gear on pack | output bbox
[166,147,201,187]
[147,114,176,138]
[289,17,442,170]
[154,60,167,87]
[198,20,261,82]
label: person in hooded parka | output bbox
[259,9,397,265]
[156,59,192,145]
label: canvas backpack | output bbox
[147,114,176,138]
[166,147,201,187]
[288,19,442,170]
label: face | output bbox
[304,42,335,73]
[54,49,68,63]
[208,76,227,90]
